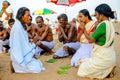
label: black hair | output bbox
[16,7,29,30]
[30,16,32,21]
[16,7,29,22]
[57,13,68,21]
[3,0,10,6]
[36,16,44,21]
[79,9,92,20]
[0,20,3,24]
[0,20,3,31]
[8,18,15,24]
[95,3,114,19]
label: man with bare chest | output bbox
[53,14,80,59]
[2,18,15,53]
[26,16,37,41]
[0,20,6,53]
[32,16,54,56]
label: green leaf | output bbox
[46,58,57,63]
[60,65,71,70]
[57,70,68,74]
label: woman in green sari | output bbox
[77,3,116,79]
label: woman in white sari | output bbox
[0,1,13,28]
[77,4,116,79]
[71,9,96,67]
[9,7,45,73]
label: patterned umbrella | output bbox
[33,8,56,15]
[46,0,86,6]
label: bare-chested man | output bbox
[0,20,6,53]
[32,16,55,56]
[2,18,15,53]
[26,16,37,42]
[53,14,80,59]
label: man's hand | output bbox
[32,35,39,43]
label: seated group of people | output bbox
[0,3,117,80]
[0,18,14,53]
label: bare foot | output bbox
[63,46,69,53]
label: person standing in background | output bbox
[0,0,13,28]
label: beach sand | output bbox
[0,21,120,80]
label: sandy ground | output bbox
[0,21,120,80]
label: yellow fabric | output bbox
[77,20,116,79]
[80,21,95,43]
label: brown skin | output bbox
[77,12,92,42]
[19,10,38,58]
[82,11,109,43]
[0,22,5,40]
[53,18,78,58]
[34,18,53,42]
[58,18,77,44]
[77,22,85,42]
[21,11,31,24]
[26,20,37,40]
[2,27,11,41]
[32,17,54,55]
[0,29,5,40]
[2,21,15,41]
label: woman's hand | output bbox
[79,22,85,31]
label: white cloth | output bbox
[71,21,95,67]
[54,42,80,57]
[35,40,55,56]
[71,43,92,66]
[0,39,9,53]
[77,20,116,79]
[0,40,4,53]
[80,21,95,43]
[9,19,45,73]
[1,6,13,28]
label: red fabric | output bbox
[56,27,58,32]
[89,27,95,32]
[50,0,57,4]
[50,0,86,6]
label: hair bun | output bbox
[110,11,115,19]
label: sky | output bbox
[0,0,120,23]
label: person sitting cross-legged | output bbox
[53,14,80,59]
[32,16,55,56]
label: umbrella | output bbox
[33,8,56,15]
[46,0,86,13]
[46,0,86,6]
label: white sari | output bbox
[9,19,45,73]
[77,20,116,79]
[1,6,13,28]
[71,21,95,66]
